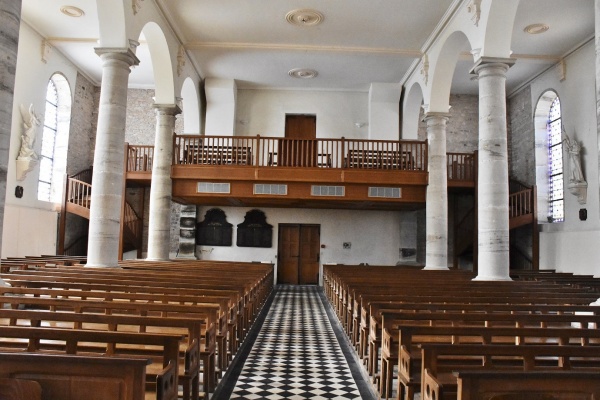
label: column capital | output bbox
[153,103,182,116]
[94,47,140,67]
[422,112,451,122]
[470,56,516,75]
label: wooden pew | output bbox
[420,344,600,400]
[0,377,41,400]
[0,326,183,400]
[0,353,149,400]
[0,309,201,400]
[455,370,600,400]
[0,294,216,398]
[395,325,600,400]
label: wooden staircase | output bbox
[453,179,539,271]
[58,167,143,259]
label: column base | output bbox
[84,263,121,268]
[472,275,513,281]
[145,257,171,262]
[423,266,450,270]
[0,279,12,288]
[176,254,197,260]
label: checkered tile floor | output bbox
[214,285,373,400]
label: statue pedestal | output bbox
[15,157,36,181]
[568,181,587,205]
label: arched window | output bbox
[547,97,563,222]
[38,74,71,203]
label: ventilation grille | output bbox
[197,182,231,194]
[311,185,345,197]
[254,184,287,195]
[368,187,401,198]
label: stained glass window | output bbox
[548,97,563,222]
[38,80,58,201]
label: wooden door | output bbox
[277,224,320,285]
[280,115,317,167]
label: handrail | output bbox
[71,167,93,184]
[172,134,428,171]
[509,188,534,219]
[127,145,154,172]
[123,201,142,243]
[447,152,475,181]
[66,178,92,209]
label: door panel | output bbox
[299,225,320,284]
[277,224,320,285]
[277,225,300,284]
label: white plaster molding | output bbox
[41,40,52,63]
[420,54,429,86]
[557,59,567,81]
[177,45,186,77]
[568,181,588,205]
[467,0,482,27]
[132,0,144,15]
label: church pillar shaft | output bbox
[87,49,139,267]
[474,60,513,281]
[146,104,180,260]
[424,112,449,270]
[0,0,22,286]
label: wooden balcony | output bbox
[125,136,476,210]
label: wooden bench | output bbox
[0,294,215,398]
[0,353,149,400]
[394,324,600,400]
[0,377,41,400]
[420,344,600,400]
[0,326,183,400]
[455,370,600,400]
[345,149,415,170]
[182,145,252,165]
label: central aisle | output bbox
[215,285,374,400]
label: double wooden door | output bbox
[277,224,320,285]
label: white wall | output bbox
[527,40,600,275]
[235,89,369,139]
[196,206,404,284]
[2,22,81,257]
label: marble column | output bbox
[423,112,450,270]
[146,104,180,260]
[472,58,514,281]
[178,205,197,259]
[86,48,139,267]
[0,0,22,286]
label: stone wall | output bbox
[63,72,98,252]
[507,86,534,186]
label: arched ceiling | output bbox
[21,0,594,94]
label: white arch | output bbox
[427,30,472,113]
[181,77,200,134]
[141,22,175,104]
[402,82,424,140]
[479,0,520,58]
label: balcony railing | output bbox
[127,145,154,172]
[172,135,428,171]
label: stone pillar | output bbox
[146,104,180,260]
[0,0,22,286]
[595,1,600,159]
[423,112,450,270]
[472,58,514,281]
[178,205,197,259]
[86,48,139,267]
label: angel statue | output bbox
[18,104,40,160]
[562,132,585,183]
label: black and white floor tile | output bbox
[213,285,375,400]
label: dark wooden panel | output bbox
[278,225,300,284]
[299,225,320,285]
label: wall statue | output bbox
[16,104,40,181]
[563,131,587,204]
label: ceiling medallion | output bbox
[288,68,318,79]
[60,5,85,17]
[524,23,549,34]
[285,9,324,27]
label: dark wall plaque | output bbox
[196,208,233,246]
[237,209,273,248]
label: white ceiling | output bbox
[21,0,595,94]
